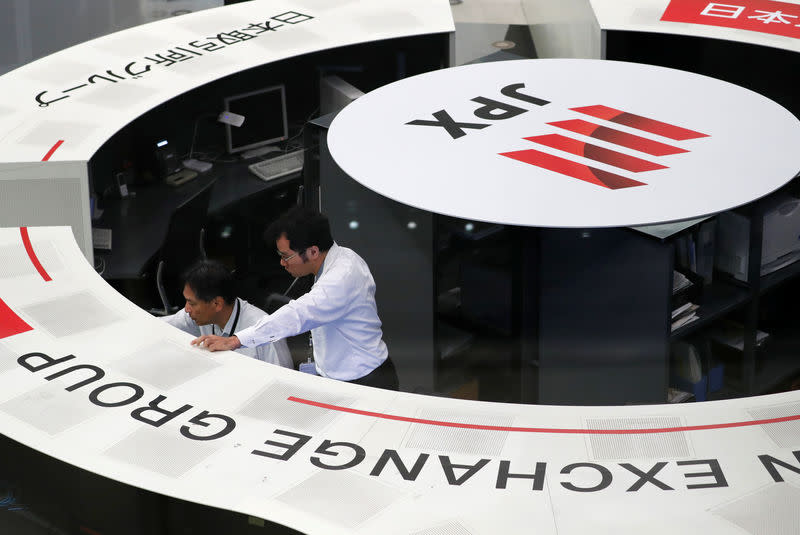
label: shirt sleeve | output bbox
[235,262,357,347]
[160,310,202,337]
[256,339,294,368]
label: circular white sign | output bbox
[328,59,800,227]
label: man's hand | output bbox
[191,334,242,352]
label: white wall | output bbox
[521,0,601,58]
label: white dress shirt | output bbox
[235,243,388,380]
[162,298,293,368]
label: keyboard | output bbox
[248,149,305,182]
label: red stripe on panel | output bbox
[20,227,52,282]
[549,119,689,156]
[42,140,64,161]
[288,397,800,435]
[500,147,646,189]
[525,134,668,172]
[571,105,708,140]
[570,104,621,121]
[0,297,32,339]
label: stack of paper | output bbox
[672,340,702,383]
[668,387,694,403]
[672,270,692,294]
[672,302,699,331]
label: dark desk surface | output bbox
[94,160,300,280]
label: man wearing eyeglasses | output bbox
[192,207,398,390]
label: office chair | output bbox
[149,181,215,316]
[264,276,300,313]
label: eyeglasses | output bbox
[277,250,300,262]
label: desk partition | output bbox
[2,226,800,533]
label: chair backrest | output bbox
[157,181,215,304]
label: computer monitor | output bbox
[223,84,288,158]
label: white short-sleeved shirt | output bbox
[235,243,388,380]
[162,298,293,368]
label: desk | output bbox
[0,1,458,533]
[94,161,301,281]
[94,173,215,280]
[208,160,301,215]
[3,226,800,535]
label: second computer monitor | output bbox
[223,84,288,157]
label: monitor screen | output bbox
[223,84,288,154]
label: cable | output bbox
[185,112,218,160]
[283,277,300,296]
[282,107,320,152]
[93,256,106,276]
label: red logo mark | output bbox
[500,105,709,189]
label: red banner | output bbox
[661,0,800,39]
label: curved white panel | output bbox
[328,59,800,228]
[0,0,454,163]
[2,226,800,534]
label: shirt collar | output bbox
[218,298,240,336]
[315,242,338,282]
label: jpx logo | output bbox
[406,83,550,139]
[407,84,709,190]
[501,105,709,189]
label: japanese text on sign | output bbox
[661,0,800,40]
[34,11,314,108]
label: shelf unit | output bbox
[432,217,520,403]
[669,281,750,340]
[662,181,800,401]
[506,180,800,406]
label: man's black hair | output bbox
[181,259,235,305]
[264,206,334,253]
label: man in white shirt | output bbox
[192,208,398,390]
[163,259,292,368]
